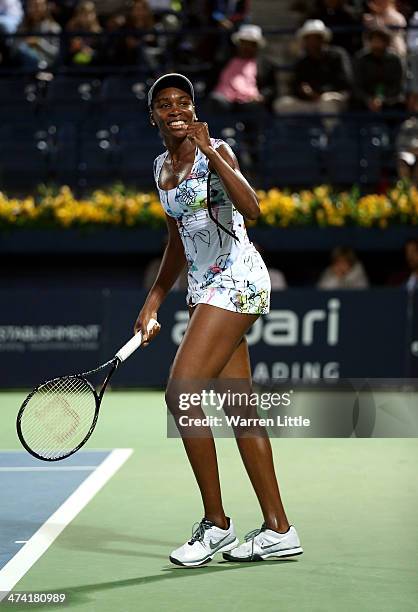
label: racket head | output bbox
[17,375,100,462]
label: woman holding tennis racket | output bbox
[134,73,302,566]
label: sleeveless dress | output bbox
[153,138,270,315]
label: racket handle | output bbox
[115,318,159,362]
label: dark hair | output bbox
[367,26,392,43]
[406,238,418,249]
[331,246,357,265]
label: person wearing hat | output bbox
[134,72,303,567]
[274,19,352,127]
[210,24,276,111]
[353,26,404,112]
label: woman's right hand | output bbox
[134,307,161,347]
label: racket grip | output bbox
[115,318,159,362]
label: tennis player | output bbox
[134,73,303,566]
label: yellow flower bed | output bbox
[1,183,418,229]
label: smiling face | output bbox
[151,87,195,138]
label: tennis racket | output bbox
[16,318,158,462]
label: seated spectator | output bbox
[397,93,418,185]
[208,0,250,31]
[49,0,79,28]
[108,0,160,69]
[353,26,404,112]
[363,0,407,57]
[210,24,276,111]
[274,20,352,129]
[210,24,276,168]
[196,0,250,63]
[65,0,102,65]
[17,0,62,68]
[404,237,418,290]
[96,12,126,65]
[309,0,362,55]
[0,0,23,34]
[317,246,369,289]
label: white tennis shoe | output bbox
[169,517,239,567]
[223,523,303,562]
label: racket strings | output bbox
[19,376,97,460]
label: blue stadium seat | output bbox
[358,123,391,185]
[0,123,50,191]
[100,76,149,123]
[324,123,360,186]
[117,123,164,188]
[43,76,101,122]
[51,124,78,186]
[260,121,324,187]
[78,130,118,188]
[0,78,40,120]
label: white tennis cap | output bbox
[148,73,195,108]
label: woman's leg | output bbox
[219,338,290,533]
[166,304,257,529]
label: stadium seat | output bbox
[359,123,391,185]
[324,123,360,186]
[117,123,164,188]
[100,76,149,123]
[43,76,102,122]
[260,121,324,187]
[0,77,40,121]
[0,122,50,191]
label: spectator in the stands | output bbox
[208,0,250,31]
[96,12,126,65]
[198,0,250,63]
[17,0,62,68]
[65,0,102,65]
[210,24,276,168]
[317,246,369,289]
[404,237,418,290]
[353,26,404,112]
[49,1,79,28]
[0,0,23,33]
[397,93,418,185]
[309,0,362,54]
[274,20,352,128]
[210,24,276,111]
[363,0,407,57]
[108,0,160,69]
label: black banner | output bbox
[0,289,415,388]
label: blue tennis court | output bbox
[0,450,112,571]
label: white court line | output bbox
[0,448,133,600]
[0,466,97,472]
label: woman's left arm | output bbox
[186,122,260,220]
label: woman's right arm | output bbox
[134,213,186,345]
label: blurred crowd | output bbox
[0,0,417,182]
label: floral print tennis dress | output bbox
[154,138,270,315]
